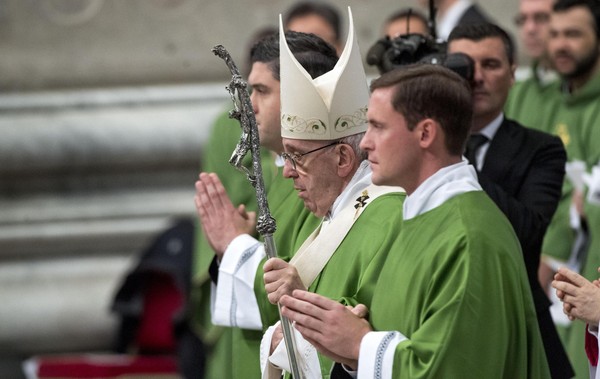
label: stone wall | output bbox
[1,0,519,91]
[0,84,227,367]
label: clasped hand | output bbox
[552,266,600,325]
[263,258,307,304]
[194,172,256,259]
[278,290,372,370]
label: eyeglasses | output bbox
[514,12,550,27]
[281,141,340,172]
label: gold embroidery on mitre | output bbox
[282,107,368,136]
[334,107,368,132]
[555,123,571,147]
[281,114,327,135]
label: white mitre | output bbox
[279,7,369,141]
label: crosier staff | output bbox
[212,44,304,379]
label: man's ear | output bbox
[417,118,437,149]
[336,143,357,177]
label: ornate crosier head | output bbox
[279,7,370,141]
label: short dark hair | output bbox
[554,0,600,38]
[249,30,338,81]
[448,23,515,66]
[284,1,342,43]
[370,64,473,156]
[385,7,430,35]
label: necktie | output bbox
[465,134,488,169]
[464,134,488,169]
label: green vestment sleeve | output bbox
[556,75,600,379]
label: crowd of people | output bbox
[187,0,600,378]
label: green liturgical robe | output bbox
[361,190,550,378]
[267,191,406,378]
[504,63,560,134]
[544,73,600,379]
[259,165,405,378]
[309,192,405,378]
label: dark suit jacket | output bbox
[479,118,565,302]
[478,117,573,379]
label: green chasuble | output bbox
[540,77,593,264]
[545,73,600,379]
[366,191,550,378]
[275,191,406,378]
[505,64,560,134]
[193,110,319,379]
[520,74,600,379]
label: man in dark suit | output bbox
[448,23,573,379]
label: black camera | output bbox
[366,33,474,82]
[366,33,445,73]
[365,1,474,82]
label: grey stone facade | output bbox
[0,84,227,364]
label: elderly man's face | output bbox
[281,138,344,217]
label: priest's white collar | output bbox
[403,160,481,220]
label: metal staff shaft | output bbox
[212,44,304,379]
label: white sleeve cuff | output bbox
[211,234,266,329]
[357,331,407,379]
[260,323,283,379]
[265,322,322,379]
